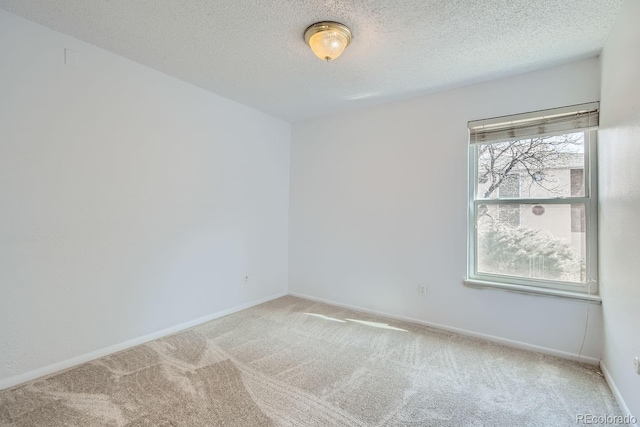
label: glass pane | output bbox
[477,132,585,199]
[477,203,586,283]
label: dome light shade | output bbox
[304,22,352,62]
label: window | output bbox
[467,103,599,295]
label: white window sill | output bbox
[463,279,602,304]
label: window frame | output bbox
[467,128,599,295]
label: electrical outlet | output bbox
[418,285,427,296]
[242,275,249,285]
[634,357,640,375]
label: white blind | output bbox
[468,102,599,145]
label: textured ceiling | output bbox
[0,0,624,122]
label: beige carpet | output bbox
[0,296,622,426]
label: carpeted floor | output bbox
[0,296,622,426]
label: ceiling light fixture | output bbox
[304,21,352,62]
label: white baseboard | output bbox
[0,291,287,391]
[288,291,601,366]
[600,361,638,425]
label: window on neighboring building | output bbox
[497,174,521,227]
[467,103,599,294]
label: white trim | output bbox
[463,279,602,304]
[288,292,600,365]
[600,361,638,426]
[0,291,287,391]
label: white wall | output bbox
[290,57,603,360]
[0,10,290,385]
[599,0,640,418]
